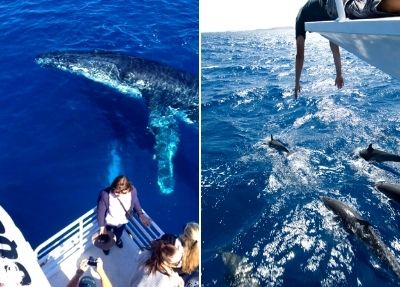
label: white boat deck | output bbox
[35,207,163,287]
[46,232,140,287]
[306,17,400,79]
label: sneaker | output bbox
[116,239,123,248]
[103,249,110,255]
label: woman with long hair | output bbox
[130,238,184,287]
[179,222,199,286]
[180,222,199,275]
[97,175,151,255]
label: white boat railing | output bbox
[34,207,164,278]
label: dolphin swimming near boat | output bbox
[268,134,290,154]
[375,182,400,203]
[321,196,400,278]
[35,50,198,194]
[221,252,260,287]
[359,144,400,162]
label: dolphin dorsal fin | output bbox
[271,134,273,140]
[367,144,374,151]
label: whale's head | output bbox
[35,51,144,97]
[35,51,124,74]
[36,51,83,70]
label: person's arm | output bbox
[131,186,151,226]
[97,191,108,234]
[96,258,113,287]
[66,260,89,287]
[66,270,83,287]
[329,41,344,89]
[295,36,305,99]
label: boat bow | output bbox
[306,16,400,79]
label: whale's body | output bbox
[36,51,198,194]
[359,144,400,162]
[322,196,400,278]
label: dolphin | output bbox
[221,252,260,287]
[268,134,290,154]
[359,144,400,162]
[375,182,400,203]
[321,196,400,278]
[35,50,198,194]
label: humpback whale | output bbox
[268,135,290,154]
[359,144,400,162]
[221,252,260,287]
[375,182,400,203]
[36,51,198,194]
[322,196,400,278]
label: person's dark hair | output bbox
[110,175,132,193]
[144,239,176,274]
[160,233,178,245]
[78,276,96,287]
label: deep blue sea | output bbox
[202,29,400,286]
[0,0,198,248]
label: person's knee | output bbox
[379,0,400,13]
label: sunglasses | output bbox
[114,188,129,194]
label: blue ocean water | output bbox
[0,0,198,248]
[202,29,400,286]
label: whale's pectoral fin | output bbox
[149,108,180,194]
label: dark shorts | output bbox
[295,0,332,39]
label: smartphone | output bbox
[88,256,97,267]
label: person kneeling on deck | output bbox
[66,258,112,287]
[96,175,151,255]
[325,0,400,19]
[295,0,343,99]
[294,0,400,98]
[129,236,185,287]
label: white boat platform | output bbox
[306,16,400,79]
[34,207,163,287]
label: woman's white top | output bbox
[105,192,131,226]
